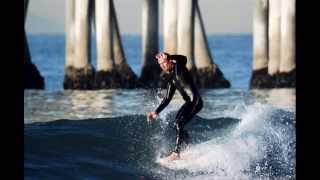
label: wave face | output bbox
[25,99,295,179]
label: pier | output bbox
[24,0,295,90]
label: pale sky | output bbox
[26,0,254,35]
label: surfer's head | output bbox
[155,52,173,72]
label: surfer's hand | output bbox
[147,112,157,122]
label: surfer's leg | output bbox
[173,103,193,153]
[175,102,190,120]
[173,123,188,153]
[181,98,203,126]
[173,99,203,153]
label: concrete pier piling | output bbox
[111,0,138,89]
[24,0,45,89]
[139,0,161,88]
[278,0,295,87]
[163,0,178,55]
[64,0,95,89]
[64,0,137,89]
[268,0,281,76]
[175,0,201,86]
[250,0,270,88]
[194,2,230,88]
[251,0,295,88]
[94,0,120,89]
[177,0,196,71]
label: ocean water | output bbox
[24,34,296,179]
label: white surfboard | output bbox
[156,148,196,167]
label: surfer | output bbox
[147,52,203,161]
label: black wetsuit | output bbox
[155,55,203,153]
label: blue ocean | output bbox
[24,34,296,179]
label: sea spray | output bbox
[154,102,295,179]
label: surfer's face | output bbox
[155,52,173,72]
[158,58,172,72]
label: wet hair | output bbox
[155,52,171,61]
[163,52,172,61]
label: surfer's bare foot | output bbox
[166,152,180,161]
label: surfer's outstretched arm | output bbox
[155,81,176,114]
[147,81,176,122]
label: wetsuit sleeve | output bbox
[155,81,176,114]
[168,55,187,67]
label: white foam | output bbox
[155,102,295,179]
